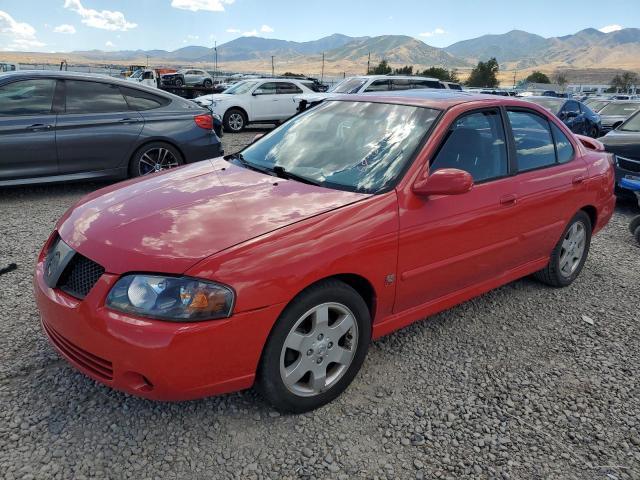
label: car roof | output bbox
[343,75,441,82]
[333,89,541,109]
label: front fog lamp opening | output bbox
[106,275,234,321]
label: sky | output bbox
[0,0,639,53]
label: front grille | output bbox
[43,321,113,380]
[58,254,105,299]
[617,156,640,174]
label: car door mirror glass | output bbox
[413,168,474,197]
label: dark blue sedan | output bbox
[522,96,602,138]
[0,71,223,186]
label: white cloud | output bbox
[54,24,76,34]
[64,0,137,31]
[599,24,623,33]
[226,28,240,33]
[171,0,235,12]
[260,24,273,33]
[186,34,199,40]
[0,10,45,50]
[242,30,257,37]
[105,40,115,48]
[419,27,446,38]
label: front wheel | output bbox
[203,79,212,88]
[534,211,592,287]
[174,78,184,87]
[257,280,371,413]
[588,125,599,138]
[223,109,246,133]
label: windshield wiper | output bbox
[228,153,276,177]
[272,165,323,186]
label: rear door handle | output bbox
[572,175,586,185]
[500,194,517,206]
[27,123,52,131]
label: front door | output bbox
[395,108,522,312]
[55,79,143,175]
[0,78,59,182]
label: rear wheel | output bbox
[203,79,212,88]
[257,280,371,413]
[223,108,246,133]
[175,78,184,87]
[534,211,591,287]
[635,226,640,245]
[129,142,183,178]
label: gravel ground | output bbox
[1,130,639,480]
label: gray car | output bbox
[598,100,640,134]
[0,71,223,186]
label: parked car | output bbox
[161,69,213,88]
[599,110,640,198]
[127,68,177,89]
[523,96,602,137]
[0,71,223,186]
[583,98,610,113]
[35,91,615,412]
[0,62,19,72]
[597,101,640,134]
[193,78,316,132]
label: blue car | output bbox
[0,71,223,186]
[620,177,640,244]
[522,96,602,138]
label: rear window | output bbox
[508,110,556,171]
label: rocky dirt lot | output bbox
[1,130,639,480]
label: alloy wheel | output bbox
[279,302,358,397]
[228,113,244,131]
[559,221,586,277]
[138,147,180,176]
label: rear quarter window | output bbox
[121,87,170,111]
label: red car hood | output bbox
[57,158,368,274]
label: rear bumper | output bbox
[182,135,224,164]
[34,252,282,401]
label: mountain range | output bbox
[6,28,640,80]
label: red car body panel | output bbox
[35,94,616,401]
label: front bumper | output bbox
[613,155,640,197]
[34,245,282,401]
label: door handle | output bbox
[500,194,517,206]
[27,123,52,131]
[572,175,586,185]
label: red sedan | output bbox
[35,91,616,412]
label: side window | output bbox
[0,79,56,116]
[430,109,508,182]
[277,82,303,94]
[254,82,277,95]
[391,79,411,91]
[364,80,390,92]
[550,123,575,164]
[65,81,129,114]
[412,80,442,89]
[120,87,169,111]
[507,110,556,171]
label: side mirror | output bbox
[413,168,474,197]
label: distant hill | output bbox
[445,30,549,62]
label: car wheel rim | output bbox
[138,147,180,176]
[228,113,243,131]
[279,302,358,397]
[559,221,586,277]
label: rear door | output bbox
[506,108,588,262]
[275,82,304,119]
[0,78,59,181]
[55,80,144,175]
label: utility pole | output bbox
[321,52,325,83]
[513,69,517,89]
[271,56,275,77]
[214,41,218,81]
[367,52,370,75]
[146,55,149,68]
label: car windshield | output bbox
[330,78,367,94]
[524,97,564,113]
[620,112,640,132]
[585,100,608,112]
[599,102,640,116]
[224,81,259,95]
[130,70,143,79]
[237,100,440,194]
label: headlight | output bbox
[106,275,234,321]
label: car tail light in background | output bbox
[194,114,213,130]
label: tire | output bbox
[175,78,184,87]
[634,226,640,246]
[203,79,212,88]
[534,211,592,287]
[588,125,599,138]
[223,108,246,133]
[129,142,184,178]
[629,216,640,235]
[257,279,371,413]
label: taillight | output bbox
[194,114,213,130]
